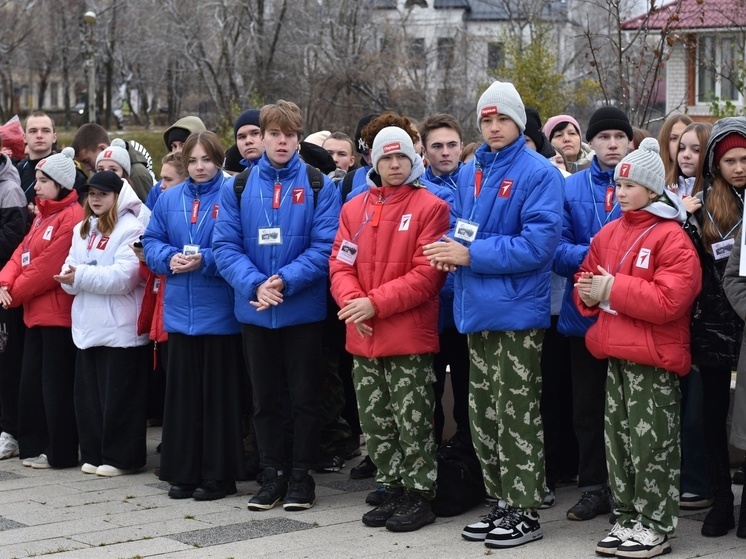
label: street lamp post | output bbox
[83,10,97,124]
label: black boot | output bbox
[701,456,735,537]
[737,498,745,539]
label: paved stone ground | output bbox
[0,426,744,558]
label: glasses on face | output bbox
[87,190,111,199]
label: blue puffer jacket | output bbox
[423,163,462,192]
[452,137,563,333]
[213,152,340,328]
[553,157,621,336]
[143,171,240,336]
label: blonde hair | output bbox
[668,122,712,195]
[80,192,120,238]
[260,100,303,136]
[657,114,693,180]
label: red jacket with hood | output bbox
[0,189,83,327]
[330,182,450,358]
[574,205,701,375]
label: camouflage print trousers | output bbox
[606,358,680,535]
[467,329,545,509]
[352,354,437,499]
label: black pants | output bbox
[540,316,578,490]
[699,364,733,465]
[569,336,608,489]
[75,345,149,469]
[159,333,245,484]
[17,326,79,467]
[243,322,322,471]
[433,326,470,443]
[0,306,25,437]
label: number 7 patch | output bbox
[636,248,651,269]
[399,214,412,231]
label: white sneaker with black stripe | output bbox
[462,499,509,541]
[484,508,543,548]
[615,523,671,558]
[596,522,637,556]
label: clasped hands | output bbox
[575,265,615,307]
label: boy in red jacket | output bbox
[330,119,450,532]
[574,138,701,558]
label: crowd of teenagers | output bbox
[1,79,746,558]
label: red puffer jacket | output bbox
[574,210,701,375]
[0,189,83,327]
[330,183,450,358]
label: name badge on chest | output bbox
[258,227,282,246]
[454,218,479,243]
[21,252,30,267]
[336,239,358,265]
[712,238,735,261]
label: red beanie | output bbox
[714,132,746,164]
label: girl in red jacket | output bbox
[574,138,701,558]
[330,120,450,533]
[0,148,83,469]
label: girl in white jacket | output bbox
[54,171,149,476]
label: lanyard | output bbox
[469,155,518,221]
[610,222,659,274]
[705,208,742,241]
[23,205,69,252]
[350,191,394,241]
[181,191,212,246]
[259,174,295,227]
[590,173,618,231]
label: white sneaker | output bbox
[596,522,638,556]
[81,463,98,474]
[484,508,543,548]
[22,455,40,467]
[462,499,509,541]
[0,432,19,459]
[96,465,136,477]
[30,454,51,469]
[615,523,671,558]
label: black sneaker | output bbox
[733,463,745,485]
[462,500,509,541]
[362,487,404,527]
[193,479,237,501]
[485,508,543,548]
[316,455,345,473]
[366,486,387,506]
[350,455,377,479]
[384,491,436,532]
[247,468,288,511]
[283,469,316,511]
[567,487,612,521]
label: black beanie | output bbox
[586,107,633,142]
[354,114,379,154]
[525,108,544,149]
[167,128,190,149]
[299,141,336,175]
[223,144,245,173]
[234,109,261,139]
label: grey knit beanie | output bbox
[36,147,76,190]
[476,81,526,133]
[371,127,417,171]
[614,137,665,195]
[96,138,131,175]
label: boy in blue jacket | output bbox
[213,100,340,512]
[424,81,563,549]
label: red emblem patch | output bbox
[383,142,401,154]
[292,188,305,204]
[498,179,513,198]
[102,149,113,159]
[481,105,498,117]
[619,163,631,178]
[97,236,110,250]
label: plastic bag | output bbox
[0,116,26,160]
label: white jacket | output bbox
[61,183,148,349]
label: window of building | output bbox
[410,37,426,69]
[437,37,455,70]
[487,41,504,71]
[406,0,429,7]
[50,82,59,108]
[696,34,742,103]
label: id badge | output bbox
[454,219,479,243]
[336,240,359,265]
[712,238,734,261]
[258,227,282,245]
[21,252,30,267]
[599,300,618,315]
[183,244,200,256]
[153,277,161,293]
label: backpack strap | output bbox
[233,167,252,209]
[340,170,355,203]
[306,165,324,208]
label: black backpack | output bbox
[431,431,486,517]
[233,164,324,208]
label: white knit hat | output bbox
[371,126,417,171]
[96,138,131,176]
[477,81,526,133]
[614,137,665,195]
[35,147,76,190]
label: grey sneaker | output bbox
[30,454,51,469]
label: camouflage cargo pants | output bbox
[352,354,437,499]
[606,358,680,534]
[467,329,545,509]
